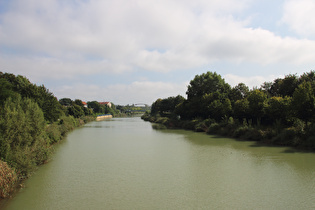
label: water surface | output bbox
[4,118,315,209]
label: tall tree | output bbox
[59,98,73,106]
[0,96,50,176]
[233,98,250,121]
[269,74,298,97]
[229,83,249,103]
[87,101,104,113]
[186,71,231,100]
[74,99,84,107]
[183,71,231,120]
[247,89,267,124]
[0,78,17,104]
[68,104,84,118]
[265,96,292,124]
[291,81,315,123]
[151,99,162,115]
[0,72,63,122]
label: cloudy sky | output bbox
[1,0,315,105]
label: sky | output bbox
[1,0,315,105]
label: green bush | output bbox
[243,128,265,141]
[81,115,95,123]
[180,120,197,130]
[195,121,208,132]
[0,160,18,198]
[207,123,221,134]
[302,124,315,149]
[272,128,298,146]
[58,116,77,136]
[152,124,167,130]
[0,96,51,177]
[156,117,170,125]
[46,123,62,144]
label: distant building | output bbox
[99,102,112,108]
[82,101,88,108]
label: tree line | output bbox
[58,98,119,118]
[0,72,117,198]
[143,71,315,150]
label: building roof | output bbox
[99,102,111,105]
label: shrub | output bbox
[81,116,95,124]
[180,120,197,130]
[195,121,208,132]
[0,96,51,177]
[272,128,299,146]
[156,117,170,125]
[0,160,18,198]
[45,123,62,144]
[152,124,167,130]
[302,124,315,149]
[207,123,221,134]
[243,128,265,141]
[233,126,249,138]
[58,116,77,136]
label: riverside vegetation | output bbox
[142,71,315,151]
[0,72,121,199]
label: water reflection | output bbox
[153,126,315,173]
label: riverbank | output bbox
[0,115,95,201]
[4,117,315,209]
[141,114,315,152]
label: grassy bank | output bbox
[0,115,95,199]
[142,113,315,151]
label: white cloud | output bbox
[0,55,132,82]
[224,74,282,89]
[1,0,315,81]
[282,0,315,37]
[1,0,315,105]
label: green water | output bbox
[3,118,315,209]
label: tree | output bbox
[83,107,93,116]
[299,71,315,88]
[151,99,162,115]
[186,71,231,100]
[182,71,231,120]
[208,95,232,121]
[233,98,249,121]
[0,78,17,105]
[0,96,50,176]
[68,104,84,118]
[36,85,63,122]
[159,95,185,116]
[87,101,103,113]
[260,82,272,96]
[229,83,249,103]
[74,99,84,107]
[299,70,315,81]
[59,98,73,106]
[265,96,292,124]
[247,89,267,124]
[0,72,63,122]
[269,74,299,97]
[291,81,315,123]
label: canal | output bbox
[3,117,315,209]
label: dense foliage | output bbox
[0,72,98,198]
[0,72,63,122]
[143,71,315,150]
[116,104,151,115]
[0,160,17,198]
[0,72,148,198]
